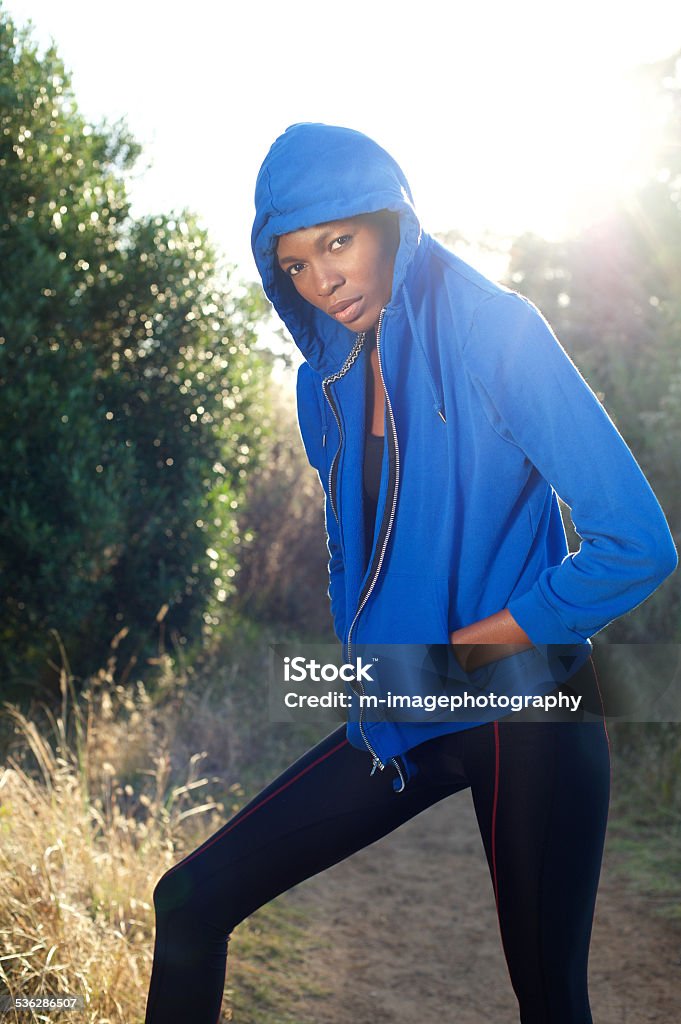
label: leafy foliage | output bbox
[505,51,681,644]
[0,11,271,692]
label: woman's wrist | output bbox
[449,609,533,671]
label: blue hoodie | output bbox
[251,123,678,792]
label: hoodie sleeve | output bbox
[296,361,347,643]
[462,291,678,645]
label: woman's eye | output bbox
[330,234,351,251]
[287,263,305,278]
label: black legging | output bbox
[145,662,610,1023]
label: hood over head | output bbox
[251,123,423,376]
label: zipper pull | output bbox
[391,757,406,793]
[370,756,384,776]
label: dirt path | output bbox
[283,789,681,1023]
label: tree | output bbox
[504,51,681,643]
[0,10,271,693]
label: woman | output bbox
[145,124,677,1023]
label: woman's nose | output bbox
[314,262,344,296]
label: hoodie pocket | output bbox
[352,573,469,723]
[359,572,451,644]
[464,644,543,689]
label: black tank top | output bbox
[363,330,384,567]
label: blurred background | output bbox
[0,2,680,1020]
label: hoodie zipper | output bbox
[321,331,367,523]
[320,330,370,742]
[342,309,406,792]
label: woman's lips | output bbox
[330,297,362,323]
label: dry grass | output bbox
[0,627,326,1023]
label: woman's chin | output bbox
[339,310,382,334]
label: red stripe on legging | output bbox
[164,736,350,877]
[590,658,612,805]
[491,720,501,909]
[590,657,611,753]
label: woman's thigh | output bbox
[147,726,469,1023]
[153,724,466,933]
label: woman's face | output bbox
[276,212,399,333]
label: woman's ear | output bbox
[370,210,400,255]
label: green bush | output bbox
[0,11,271,693]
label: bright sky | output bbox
[3,0,681,284]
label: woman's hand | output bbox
[449,609,533,672]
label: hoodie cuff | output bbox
[507,588,590,646]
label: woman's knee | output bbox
[153,866,189,919]
[152,857,243,940]
[152,862,215,928]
